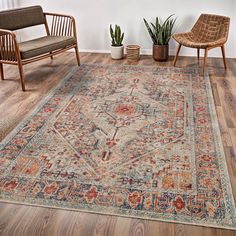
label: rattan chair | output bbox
[173,14,230,75]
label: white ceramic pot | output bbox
[111,45,124,60]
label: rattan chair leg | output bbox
[221,45,227,69]
[173,44,182,66]
[17,61,25,91]
[203,48,209,76]
[0,63,4,80]
[75,46,80,66]
[197,48,200,63]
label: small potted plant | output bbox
[143,15,176,61]
[110,24,124,60]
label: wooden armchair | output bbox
[0,5,80,91]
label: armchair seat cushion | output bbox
[19,36,76,59]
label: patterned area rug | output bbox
[0,64,235,229]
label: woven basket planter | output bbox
[126,45,140,62]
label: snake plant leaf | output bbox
[110,24,116,46]
[155,17,159,30]
[143,18,158,45]
[120,33,124,46]
[144,14,176,45]
[109,24,124,46]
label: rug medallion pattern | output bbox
[0,64,235,229]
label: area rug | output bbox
[0,64,235,229]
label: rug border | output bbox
[204,70,236,226]
[0,64,235,231]
[1,197,236,231]
[0,66,78,148]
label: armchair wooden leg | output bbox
[221,45,227,70]
[197,48,200,63]
[17,61,25,91]
[203,48,209,76]
[173,44,182,67]
[75,46,80,66]
[0,63,4,80]
[50,52,53,60]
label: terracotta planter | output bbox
[153,44,169,61]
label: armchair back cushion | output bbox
[0,5,45,31]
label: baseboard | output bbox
[77,49,234,59]
[79,49,175,56]
[79,49,111,54]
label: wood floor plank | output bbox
[0,52,236,236]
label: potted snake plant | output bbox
[144,14,176,61]
[110,24,124,59]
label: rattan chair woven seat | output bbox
[173,14,230,75]
[173,32,226,49]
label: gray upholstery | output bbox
[0,6,45,31]
[19,36,76,59]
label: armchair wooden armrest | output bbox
[0,28,25,89]
[0,29,20,63]
[44,12,77,38]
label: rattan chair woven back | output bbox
[173,14,230,75]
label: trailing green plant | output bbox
[143,14,176,45]
[110,24,124,47]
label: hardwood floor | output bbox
[0,52,236,236]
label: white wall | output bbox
[17,0,236,58]
[0,0,19,10]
